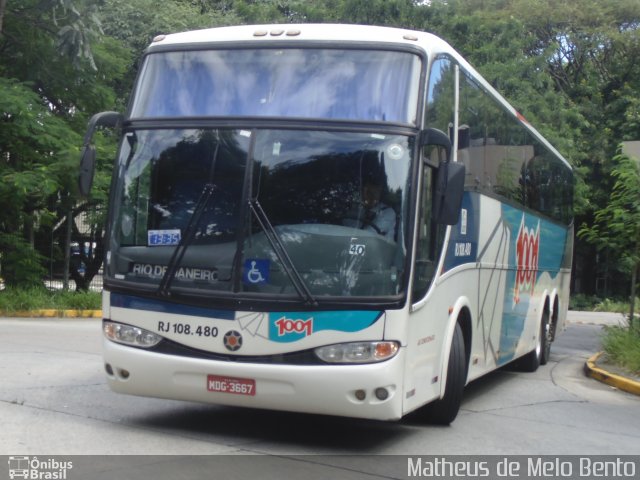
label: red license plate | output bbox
[207,374,256,396]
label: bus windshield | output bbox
[107,128,413,301]
[130,48,421,124]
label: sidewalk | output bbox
[585,352,640,396]
[566,310,628,326]
[567,310,640,396]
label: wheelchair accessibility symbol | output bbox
[243,259,269,285]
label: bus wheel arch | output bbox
[419,308,470,425]
[518,297,551,371]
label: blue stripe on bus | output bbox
[110,292,236,320]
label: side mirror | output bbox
[78,145,97,198]
[433,161,465,225]
[421,127,465,225]
[78,111,122,198]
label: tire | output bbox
[518,310,549,372]
[420,322,466,425]
[540,310,551,366]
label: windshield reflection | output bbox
[131,49,421,124]
[108,129,413,301]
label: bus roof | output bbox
[148,23,451,53]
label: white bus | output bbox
[79,24,573,424]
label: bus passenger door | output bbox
[404,56,458,414]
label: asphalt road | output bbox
[0,313,638,479]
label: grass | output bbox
[601,325,640,375]
[570,293,640,314]
[571,294,640,376]
[0,287,101,313]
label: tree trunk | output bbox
[64,211,72,291]
[0,0,7,36]
[629,263,637,329]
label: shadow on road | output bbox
[131,404,412,453]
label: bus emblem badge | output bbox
[223,330,243,351]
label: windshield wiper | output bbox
[158,183,215,297]
[249,199,318,307]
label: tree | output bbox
[421,0,640,297]
[501,0,640,295]
[0,0,128,289]
[579,149,640,325]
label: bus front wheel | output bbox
[420,322,466,425]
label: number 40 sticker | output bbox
[349,242,366,256]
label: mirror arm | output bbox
[420,127,452,162]
[82,111,122,147]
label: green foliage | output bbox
[0,234,46,288]
[0,0,130,288]
[0,286,101,312]
[594,298,640,314]
[578,150,640,274]
[0,77,80,284]
[569,294,604,311]
[570,294,640,314]
[100,0,239,56]
[602,325,640,374]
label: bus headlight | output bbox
[103,321,162,348]
[314,341,399,364]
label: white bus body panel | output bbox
[103,338,406,421]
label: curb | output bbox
[584,352,640,396]
[1,309,102,318]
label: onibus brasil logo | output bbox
[514,216,540,305]
[8,456,73,480]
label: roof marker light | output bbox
[270,29,284,36]
[286,29,301,36]
[152,34,166,43]
[253,30,268,37]
[403,34,418,41]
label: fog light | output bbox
[375,387,389,401]
[105,363,114,375]
[355,389,366,401]
[104,321,162,348]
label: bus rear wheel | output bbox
[420,322,466,425]
[518,310,549,372]
[539,310,552,366]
